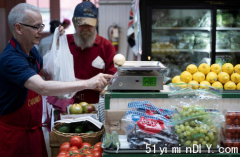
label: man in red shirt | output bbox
[67,1,117,104]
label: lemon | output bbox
[176,81,188,89]
[172,75,181,83]
[206,72,218,83]
[217,72,230,84]
[231,73,240,84]
[222,63,234,75]
[237,82,240,90]
[224,81,236,90]
[192,72,205,83]
[186,64,198,74]
[180,71,192,83]
[234,64,240,74]
[189,80,199,89]
[198,63,210,75]
[210,64,221,74]
[212,81,223,89]
[200,80,211,89]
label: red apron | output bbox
[0,39,48,157]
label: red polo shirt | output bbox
[67,34,117,103]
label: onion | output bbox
[113,54,125,66]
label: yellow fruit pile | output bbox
[172,63,240,90]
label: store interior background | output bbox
[0,0,136,61]
[0,0,135,156]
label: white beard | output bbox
[73,29,97,50]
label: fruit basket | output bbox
[52,123,104,145]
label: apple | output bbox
[69,104,83,114]
[79,102,88,107]
[83,104,96,113]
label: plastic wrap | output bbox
[168,89,224,148]
[121,101,179,149]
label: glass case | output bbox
[140,0,240,83]
[216,9,240,66]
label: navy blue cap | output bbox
[73,1,97,19]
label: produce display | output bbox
[221,110,240,149]
[69,102,96,114]
[171,63,240,90]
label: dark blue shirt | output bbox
[0,37,43,116]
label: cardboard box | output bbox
[104,109,127,135]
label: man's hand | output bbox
[85,73,114,90]
[58,25,65,36]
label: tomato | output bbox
[57,155,68,157]
[80,142,92,149]
[72,155,82,157]
[94,142,102,148]
[71,149,80,153]
[58,151,68,155]
[226,118,233,125]
[83,149,93,155]
[92,151,102,157]
[234,119,240,125]
[92,147,103,153]
[70,136,83,148]
[69,146,79,151]
[85,155,94,157]
[60,142,70,152]
[228,112,237,120]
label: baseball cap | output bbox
[73,1,98,26]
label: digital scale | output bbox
[109,61,166,91]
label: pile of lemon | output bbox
[172,63,240,90]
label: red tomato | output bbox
[234,119,240,125]
[83,149,93,155]
[94,142,102,148]
[226,118,233,125]
[228,112,237,120]
[57,155,68,157]
[85,155,94,157]
[58,151,68,155]
[71,149,80,153]
[80,142,92,149]
[92,147,103,153]
[92,151,102,157]
[72,155,82,157]
[69,146,79,151]
[60,142,70,152]
[225,139,233,147]
[70,136,83,148]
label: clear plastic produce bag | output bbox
[168,89,224,148]
[43,27,76,99]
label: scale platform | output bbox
[109,61,166,91]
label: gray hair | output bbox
[8,3,40,34]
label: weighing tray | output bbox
[116,61,166,71]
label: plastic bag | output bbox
[43,27,76,99]
[168,89,224,148]
[121,101,179,149]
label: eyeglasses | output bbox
[17,23,45,32]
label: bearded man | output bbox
[66,1,117,104]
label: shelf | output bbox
[216,49,240,53]
[217,27,240,31]
[152,49,210,53]
[152,27,211,31]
